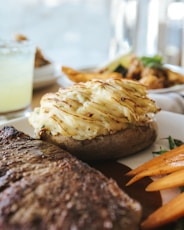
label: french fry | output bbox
[62,66,122,83]
[126,144,184,176]
[146,169,184,191]
[141,192,184,229]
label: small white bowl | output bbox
[34,63,59,80]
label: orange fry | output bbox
[62,66,122,83]
[141,192,184,229]
[127,144,184,176]
[146,168,184,191]
[126,159,184,186]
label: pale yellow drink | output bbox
[0,40,35,119]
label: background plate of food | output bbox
[33,62,61,90]
[60,54,184,94]
[33,43,61,90]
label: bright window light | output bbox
[168,2,184,20]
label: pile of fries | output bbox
[62,66,122,83]
[126,144,184,229]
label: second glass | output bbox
[110,0,184,66]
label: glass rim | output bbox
[0,39,36,54]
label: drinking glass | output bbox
[0,40,35,123]
[109,0,184,66]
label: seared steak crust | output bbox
[0,126,141,230]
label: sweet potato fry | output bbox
[62,66,122,83]
[141,192,184,229]
[146,169,184,191]
[126,144,184,176]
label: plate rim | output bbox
[33,74,60,90]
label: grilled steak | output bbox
[0,126,142,230]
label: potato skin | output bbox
[40,122,157,161]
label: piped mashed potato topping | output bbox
[29,79,159,140]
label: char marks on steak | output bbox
[0,126,141,230]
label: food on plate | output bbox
[0,126,142,230]
[64,53,184,90]
[101,54,184,90]
[34,47,51,68]
[126,143,184,185]
[146,168,184,191]
[141,192,184,230]
[29,78,159,161]
[126,140,184,229]
[62,66,122,82]
[15,34,51,68]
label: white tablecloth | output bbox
[149,92,184,114]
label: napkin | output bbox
[149,93,184,114]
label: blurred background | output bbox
[1,0,184,68]
[1,0,112,68]
[110,0,184,66]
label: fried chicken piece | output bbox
[166,68,184,86]
[126,56,144,80]
[34,47,51,68]
[139,67,169,89]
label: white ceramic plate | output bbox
[33,63,61,90]
[120,110,184,169]
[148,84,184,94]
[34,64,56,79]
[1,110,184,170]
